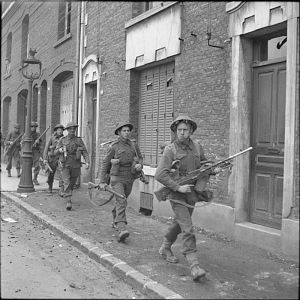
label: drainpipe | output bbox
[77,1,85,136]
[74,2,81,126]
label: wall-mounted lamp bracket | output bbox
[206,32,224,49]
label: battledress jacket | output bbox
[56,135,90,168]
[155,138,207,193]
[43,133,62,163]
[4,131,22,153]
[99,137,143,183]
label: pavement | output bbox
[1,163,299,299]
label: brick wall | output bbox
[174,2,231,204]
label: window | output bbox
[139,62,174,166]
[253,33,287,62]
[5,32,12,74]
[58,1,71,40]
[21,15,29,62]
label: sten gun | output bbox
[4,133,23,158]
[32,125,50,148]
[154,147,253,202]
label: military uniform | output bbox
[4,124,22,177]
[22,122,42,184]
[155,115,211,281]
[55,122,90,210]
[99,121,143,242]
[43,124,64,193]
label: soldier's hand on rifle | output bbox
[177,184,193,194]
[85,163,90,169]
[58,147,64,153]
[99,183,107,191]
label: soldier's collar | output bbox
[175,138,193,150]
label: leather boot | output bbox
[159,237,178,263]
[66,197,72,210]
[16,169,21,178]
[7,169,12,177]
[48,182,53,193]
[33,174,39,185]
[117,222,129,242]
[185,252,206,281]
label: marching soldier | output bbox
[98,121,143,242]
[22,121,42,185]
[43,124,65,193]
[55,122,90,210]
[155,115,218,281]
[4,123,22,177]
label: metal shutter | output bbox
[139,62,174,166]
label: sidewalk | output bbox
[1,163,299,299]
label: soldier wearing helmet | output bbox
[55,122,90,210]
[21,121,43,185]
[98,121,144,243]
[43,124,65,193]
[155,115,217,281]
[4,123,22,177]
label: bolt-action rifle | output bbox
[39,157,53,173]
[154,147,253,202]
[3,133,23,158]
[32,125,50,148]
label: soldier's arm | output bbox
[99,145,115,183]
[4,132,12,146]
[79,139,90,164]
[54,137,63,155]
[154,145,180,192]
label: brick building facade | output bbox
[1,1,299,259]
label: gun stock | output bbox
[87,182,126,200]
[154,147,253,202]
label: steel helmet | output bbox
[114,121,133,135]
[14,123,21,129]
[54,123,65,131]
[65,122,79,130]
[170,115,197,133]
[31,121,38,127]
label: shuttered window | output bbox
[139,62,174,166]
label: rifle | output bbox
[154,147,253,202]
[88,182,126,200]
[3,133,23,158]
[32,125,50,148]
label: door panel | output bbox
[250,62,286,229]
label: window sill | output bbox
[125,1,178,29]
[3,72,11,79]
[53,32,72,48]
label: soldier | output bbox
[22,121,42,185]
[155,115,218,281]
[98,121,143,242]
[4,123,22,177]
[55,122,90,210]
[43,124,65,193]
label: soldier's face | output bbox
[56,128,63,136]
[31,126,36,132]
[176,122,192,141]
[14,127,20,134]
[119,126,131,139]
[67,127,76,136]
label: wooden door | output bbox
[250,61,286,229]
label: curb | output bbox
[1,191,184,299]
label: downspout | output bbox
[74,2,81,126]
[77,1,85,136]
